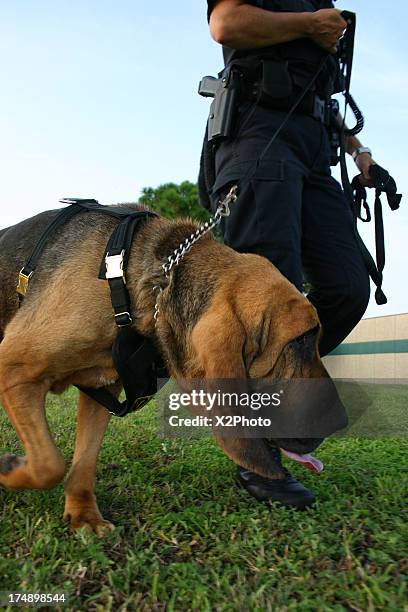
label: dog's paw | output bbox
[63,508,115,537]
[0,454,26,475]
[0,453,27,489]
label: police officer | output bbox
[203,0,377,508]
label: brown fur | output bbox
[0,204,331,534]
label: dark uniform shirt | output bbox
[207,0,338,98]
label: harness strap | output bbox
[16,201,94,296]
[98,213,153,327]
[75,385,129,417]
[17,199,156,299]
[77,327,166,417]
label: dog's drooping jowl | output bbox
[0,204,345,534]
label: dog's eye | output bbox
[290,327,319,360]
[293,326,319,345]
[254,315,270,353]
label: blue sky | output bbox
[1,1,407,317]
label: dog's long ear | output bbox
[191,307,284,479]
[191,307,246,379]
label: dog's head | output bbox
[157,243,347,479]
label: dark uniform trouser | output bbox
[211,102,370,357]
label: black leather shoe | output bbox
[236,448,316,509]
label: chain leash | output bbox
[153,185,238,322]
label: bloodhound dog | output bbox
[0,204,343,535]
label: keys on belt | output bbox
[311,96,330,125]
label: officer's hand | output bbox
[308,9,348,53]
[356,154,377,188]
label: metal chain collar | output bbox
[153,185,238,322]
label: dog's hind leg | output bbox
[63,389,116,536]
[0,377,66,490]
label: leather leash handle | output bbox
[339,11,356,92]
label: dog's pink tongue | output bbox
[280,449,324,473]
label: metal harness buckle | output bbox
[17,268,33,296]
[114,311,133,327]
[105,250,126,282]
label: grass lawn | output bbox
[0,387,407,611]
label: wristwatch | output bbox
[352,146,372,161]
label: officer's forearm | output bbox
[345,134,363,156]
[209,0,314,48]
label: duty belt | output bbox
[243,86,330,125]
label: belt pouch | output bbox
[258,59,293,104]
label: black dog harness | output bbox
[17,198,166,417]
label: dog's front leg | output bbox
[0,378,66,490]
[63,389,116,537]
